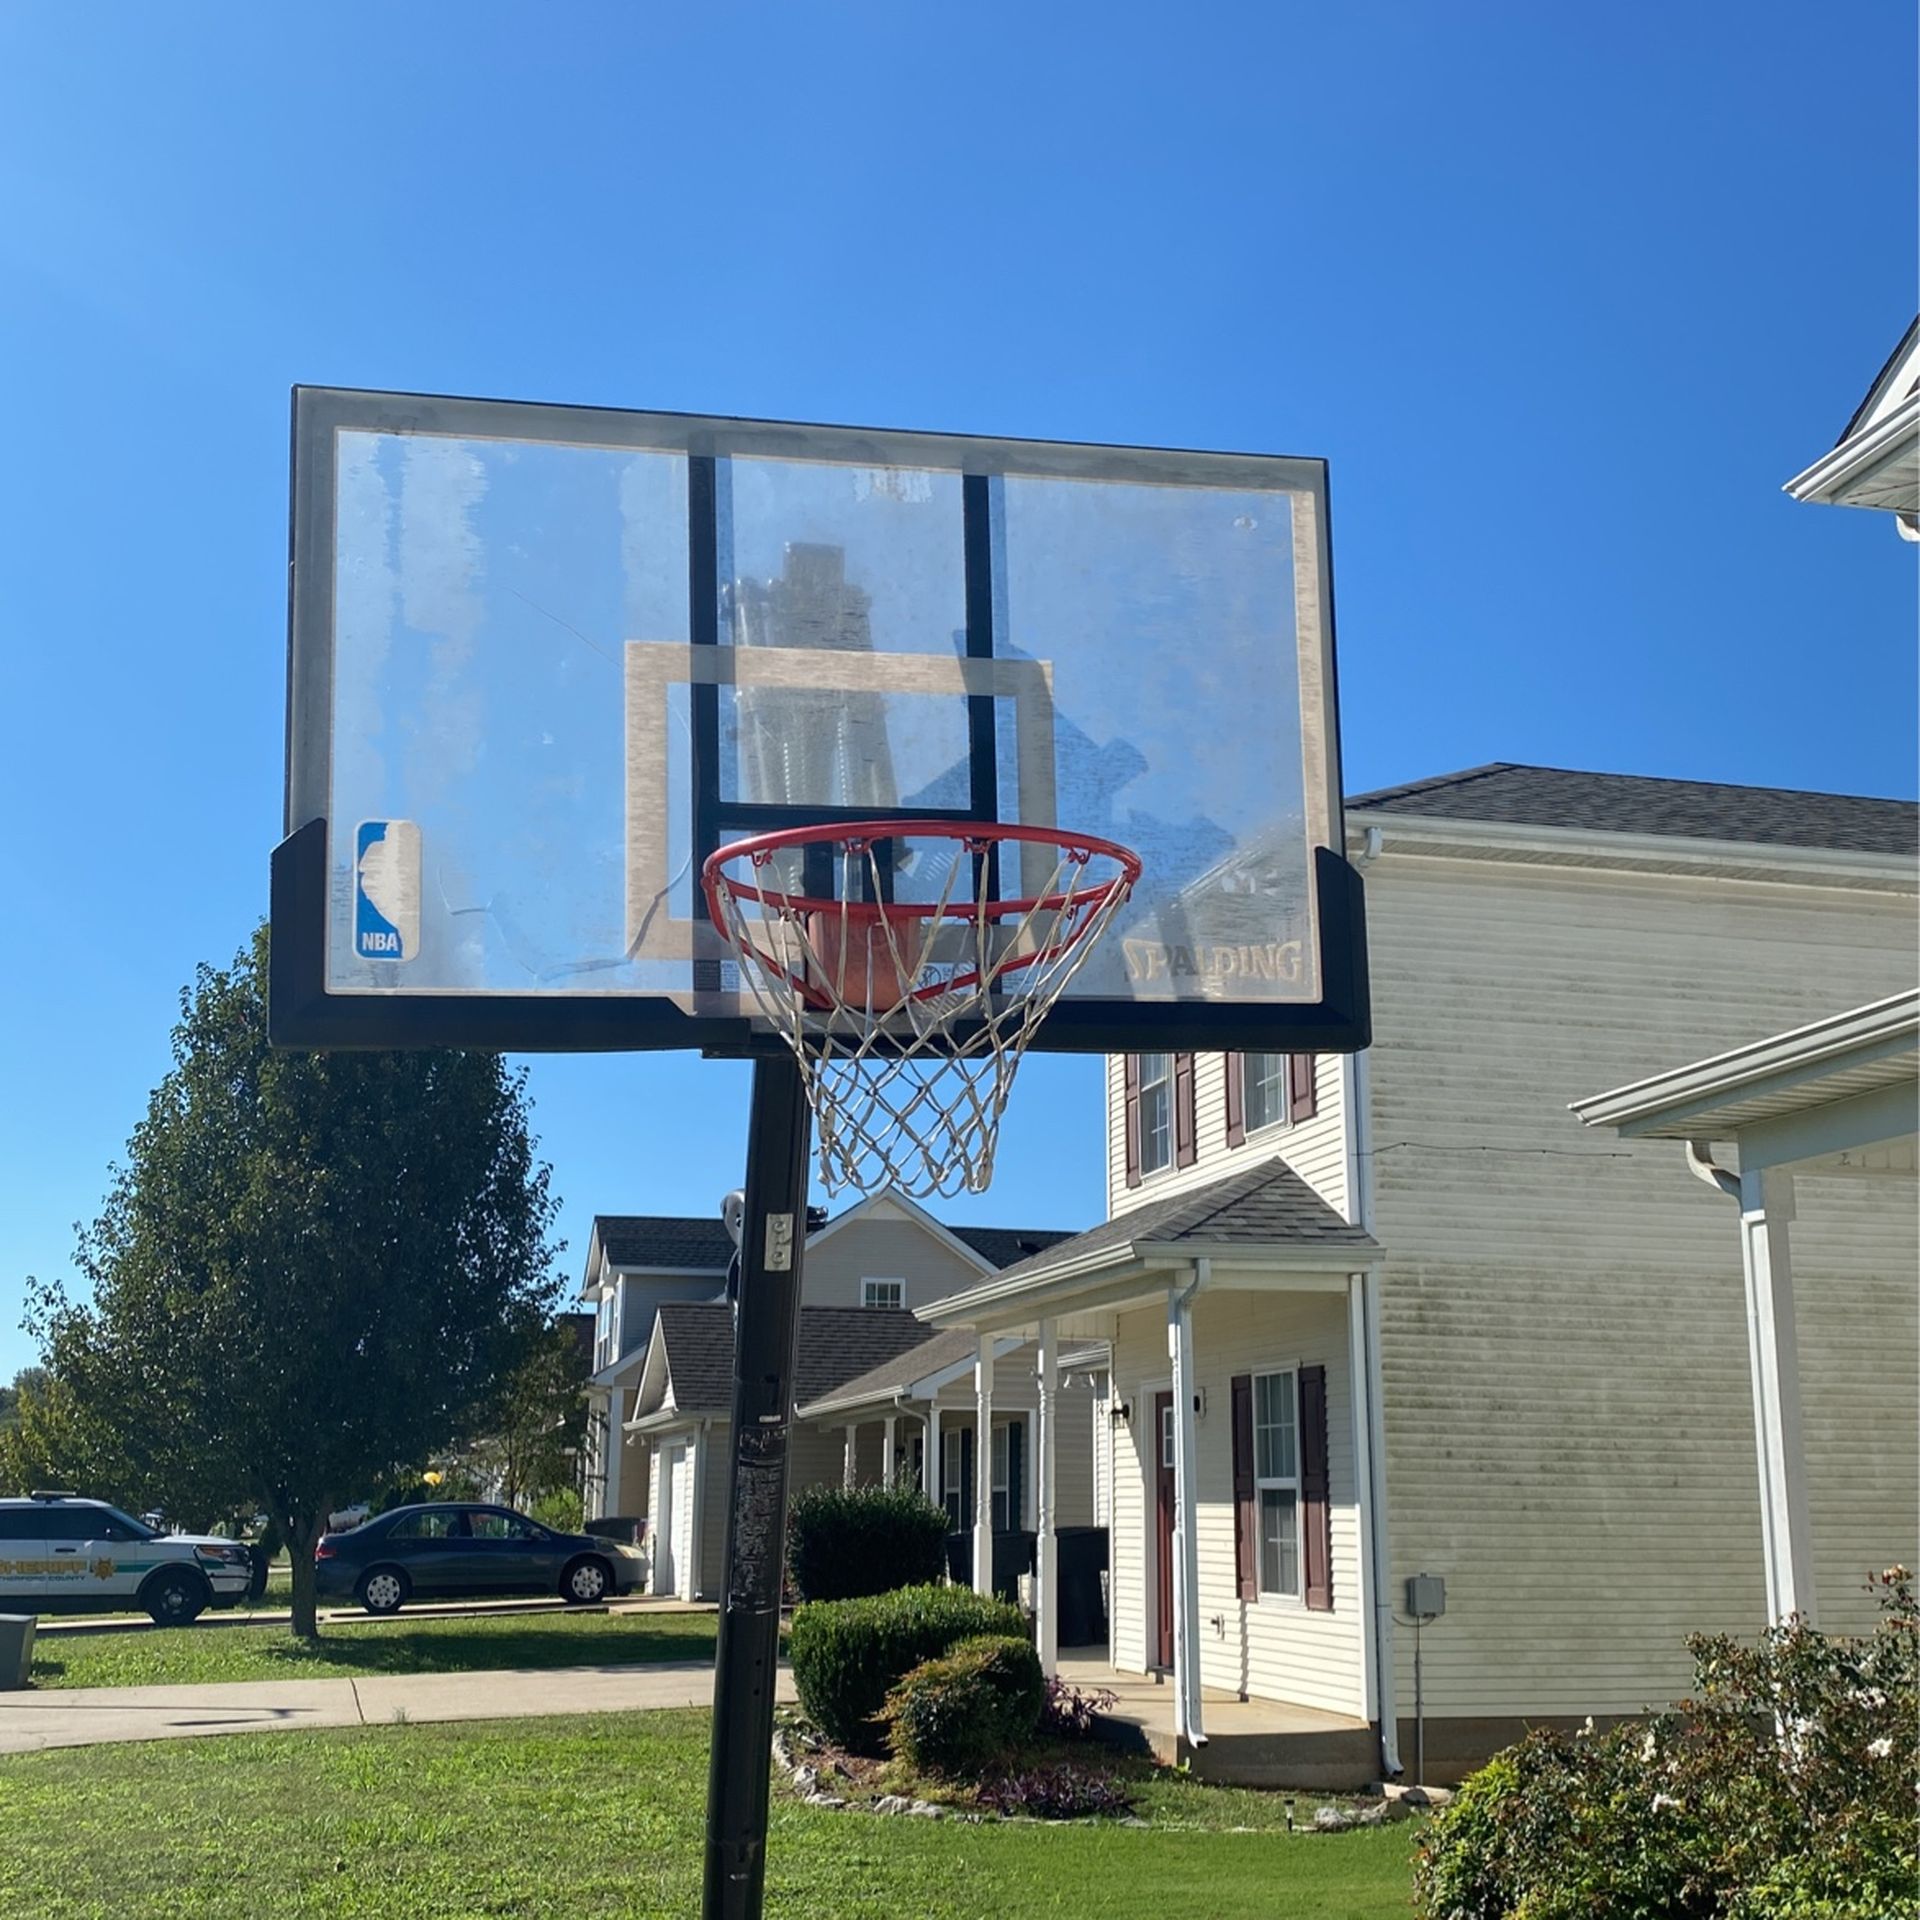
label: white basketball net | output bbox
[705,827,1137,1198]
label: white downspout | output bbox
[1345,879,1403,1779]
[1168,1262,1206,1748]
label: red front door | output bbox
[1153,1391,1175,1670]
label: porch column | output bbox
[1034,1318,1059,1675]
[882,1415,896,1487]
[926,1402,941,1504]
[1738,1168,1816,1624]
[603,1390,625,1520]
[973,1335,995,1597]
[843,1422,858,1492]
[1168,1272,1206,1745]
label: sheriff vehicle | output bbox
[0,1492,253,1624]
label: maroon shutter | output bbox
[1288,1052,1318,1123]
[1173,1052,1197,1167]
[1231,1373,1257,1600]
[1123,1057,1143,1188]
[1223,1054,1246,1148]
[1300,1364,1332,1611]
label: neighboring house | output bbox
[578,1189,1080,1565]
[1784,313,1919,538]
[579,1215,735,1529]
[923,763,1918,1779]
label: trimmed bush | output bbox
[1415,1566,1919,1920]
[883,1633,1047,1776]
[788,1583,1025,1752]
[786,1483,949,1603]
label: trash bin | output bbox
[1054,1527,1109,1646]
[0,1615,36,1689]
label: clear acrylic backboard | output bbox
[272,388,1368,1056]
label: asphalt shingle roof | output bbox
[796,1328,984,1417]
[595,1215,1072,1275]
[1348,763,1917,857]
[653,1304,938,1417]
[979,1158,1377,1294]
[596,1216,735,1271]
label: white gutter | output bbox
[1345,808,1916,892]
[1784,388,1920,506]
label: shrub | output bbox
[530,1484,584,1533]
[976,1757,1138,1820]
[1415,1567,1920,1920]
[883,1633,1047,1776]
[786,1483,949,1603]
[1040,1673,1119,1741]
[788,1583,1025,1752]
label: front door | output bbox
[1153,1391,1175,1670]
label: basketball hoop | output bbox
[702,821,1140,1197]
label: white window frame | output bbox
[1243,1051,1292,1135]
[860,1277,905,1310]
[1137,1052,1174,1175]
[1253,1366,1302,1603]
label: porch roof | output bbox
[1569,990,1918,1173]
[917,1158,1379,1334]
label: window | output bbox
[942,1428,967,1529]
[1137,1053,1173,1174]
[0,1510,41,1542]
[389,1510,464,1541]
[468,1511,540,1541]
[990,1421,1025,1532]
[861,1278,905,1310]
[1244,1052,1290,1132]
[1253,1370,1300,1598]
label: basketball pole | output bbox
[703,1051,813,1920]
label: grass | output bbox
[32,1607,718,1689]
[0,1710,1417,1917]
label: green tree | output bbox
[466,1319,591,1511]
[26,926,561,1635]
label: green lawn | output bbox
[0,1711,1417,1918]
[33,1607,717,1689]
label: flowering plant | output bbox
[1416,1568,1918,1920]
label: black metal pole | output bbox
[703,1052,813,1920]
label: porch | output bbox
[1057,1650,1379,1790]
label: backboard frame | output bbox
[272,385,1370,1057]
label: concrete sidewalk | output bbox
[0,1659,793,1756]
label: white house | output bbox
[1784,313,1919,537]
[923,764,1918,1780]
[578,1189,1091,1594]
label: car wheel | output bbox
[358,1566,410,1615]
[560,1555,611,1605]
[141,1567,211,1627]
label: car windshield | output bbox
[102,1506,158,1541]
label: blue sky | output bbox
[1,5,1913,1383]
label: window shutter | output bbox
[1007,1420,1025,1532]
[1230,1373,1257,1601]
[1224,1054,1246,1148]
[1123,1056,1143,1189]
[1300,1364,1332,1611]
[1288,1053,1318,1124]
[1174,1052,1197,1167]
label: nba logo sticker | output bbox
[355,821,421,961]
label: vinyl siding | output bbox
[1108,1289,1365,1717]
[1107,1052,1350,1221]
[800,1211,990,1311]
[1366,854,1919,1719]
